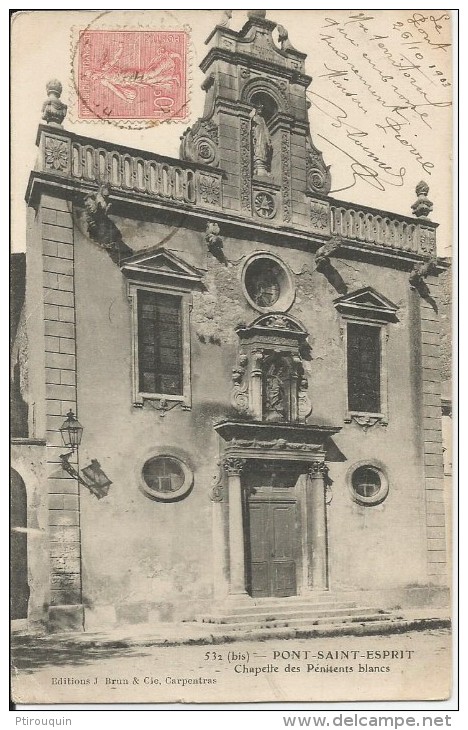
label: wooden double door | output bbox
[246,495,298,598]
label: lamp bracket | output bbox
[60,452,110,500]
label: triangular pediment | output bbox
[120,247,203,286]
[334,287,398,322]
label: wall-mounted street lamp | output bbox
[59,410,112,500]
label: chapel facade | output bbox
[11,11,450,631]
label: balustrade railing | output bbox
[39,128,223,209]
[328,203,436,257]
[37,127,437,257]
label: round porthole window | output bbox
[347,461,389,506]
[141,455,193,502]
[242,253,295,313]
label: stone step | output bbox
[199,599,358,620]
[200,612,394,633]
[199,606,382,625]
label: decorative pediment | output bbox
[120,247,203,288]
[334,287,398,322]
[237,312,308,338]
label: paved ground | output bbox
[12,628,451,705]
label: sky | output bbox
[11,9,453,255]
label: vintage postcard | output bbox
[10,9,453,705]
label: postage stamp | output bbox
[77,29,189,122]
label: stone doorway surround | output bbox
[213,420,341,601]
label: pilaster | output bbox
[41,193,84,631]
[419,276,448,584]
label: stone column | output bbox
[249,350,264,420]
[224,457,247,597]
[210,467,229,602]
[307,461,328,590]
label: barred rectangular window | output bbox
[137,290,183,396]
[347,322,381,413]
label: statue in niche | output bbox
[263,361,288,422]
[250,104,273,176]
[253,263,280,307]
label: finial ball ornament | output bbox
[46,79,63,96]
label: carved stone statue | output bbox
[248,10,267,20]
[250,105,273,176]
[84,185,132,260]
[277,25,297,52]
[205,221,226,263]
[264,361,288,422]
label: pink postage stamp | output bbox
[77,29,188,122]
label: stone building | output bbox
[11,11,450,632]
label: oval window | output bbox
[242,253,295,313]
[347,461,389,506]
[141,456,193,502]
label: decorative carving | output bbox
[315,235,342,270]
[240,67,250,79]
[308,462,329,478]
[227,438,321,453]
[419,226,437,255]
[139,397,190,417]
[198,175,221,205]
[42,79,67,126]
[205,221,225,262]
[264,360,288,422]
[277,25,298,53]
[411,181,433,218]
[231,353,250,415]
[179,119,219,166]
[281,131,292,223]
[346,414,384,431]
[245,312,306,335]
[223,457,246,476]
[254,191,276,218]
[298,375,312,421]
[219,9,232,27]
[240,118,252,211]
[409,257,438,290]
[251,349,264,371]
[44,136,69,172]
[201,72,215,92]
[305,136,331,196]
[84,185,130,258]
[263,314,294,330]
[250,105,273,176]
[210,461,224,502]
[310,200,331,235]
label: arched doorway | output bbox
[11,468,29,620]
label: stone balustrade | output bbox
[308,197,437,256]
[35,126,437,257]
[37,126,223,210]
[329,202,437,257]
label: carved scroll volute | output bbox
[231,353,250,416]
[291,355,312,423]
[298,375,313,422]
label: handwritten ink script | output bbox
[309,11,451,207]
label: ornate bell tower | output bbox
[180,10,331,228]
